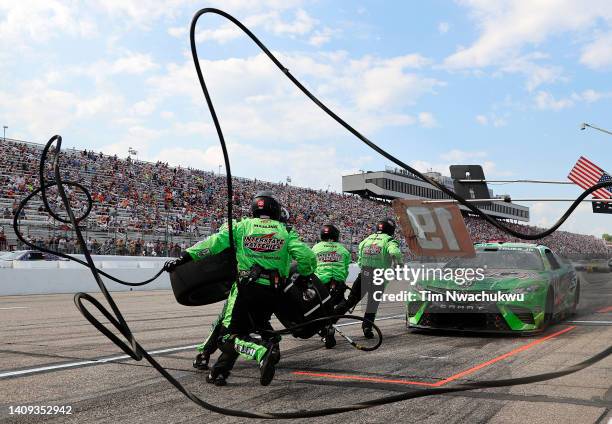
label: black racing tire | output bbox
[275,269,334,339]
[170,248,237,306]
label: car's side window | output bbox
[28,252,44,261]
[545,250,560,270]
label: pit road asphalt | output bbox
[0,272,610,423]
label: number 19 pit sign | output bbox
[392,199,475,257]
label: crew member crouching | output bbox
[191,207,293,372]
[311,224,351,348]
[165,192,316,386]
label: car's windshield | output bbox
[445,248,544,271]
[0,251,23,260]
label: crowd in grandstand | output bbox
[464,216,610,257]
[1,139,609,258]
[14,234,186,257]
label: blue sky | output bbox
[1,0,611,237]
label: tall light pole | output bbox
[3,126,7,142]
[218,164,222,176]
[580,122,612,136]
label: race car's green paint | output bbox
[406,242,580,333]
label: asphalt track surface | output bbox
[1,272,611,423]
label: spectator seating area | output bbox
[0,139,609,259]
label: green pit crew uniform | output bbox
[345,233,403,329]
[186,218,316,378]
[193,298,228,367]
[311,241,351,305]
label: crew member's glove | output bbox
[163,252,192,273]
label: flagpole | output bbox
[457,179,574,184]
[422,198,612,204]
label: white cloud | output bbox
[529,201,610,237]
[534,91,574,110]
[192,8,317,43]
[410,149,498,176]
[167,26,187,37]
[309,27,337,47]
[475,114,488,125]
[475,113,507,127]
[0,80,125,139]
[129,98,159,117]
[440,149,487,162]
[499,53,565,91]
[96,125,162,158]
[438,22,450,34]
[446,0,612,69]
[532,88,612,111]
[445,1,612,90]
[492,116,507,127]
[266,9,316,36]
[65,52,159,83]
[195,23,242,43]
[0,1,97,45]
[410,150,508,179]
[574,89,612,103]
[146,51,442,141]
[152,142,366,190]
[581,32,612,69]
[109,53,158,75]
[338,55,440,111]
[91,0,196,29]
[418,112,437,128]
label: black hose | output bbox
[8,6,611,420]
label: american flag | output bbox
[568,156,612,199]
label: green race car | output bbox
[406,242,580,333]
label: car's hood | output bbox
[417,269,548,291]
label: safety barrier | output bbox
[0,259,362,296]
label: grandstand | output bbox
[343,167,530,221]
[1,138,609,259]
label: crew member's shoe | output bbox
[362,313,375,339]
[193,353,210,371]
[213,374,227,386]
[206,371,229,386]
[323,326,336,349]
[259,347,280,386]
[272,342,281,361]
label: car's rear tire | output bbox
[543,289,554,329]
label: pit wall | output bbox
[0,256,363,296]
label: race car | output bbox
[406,242,580,333]
[0,250,65,261]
